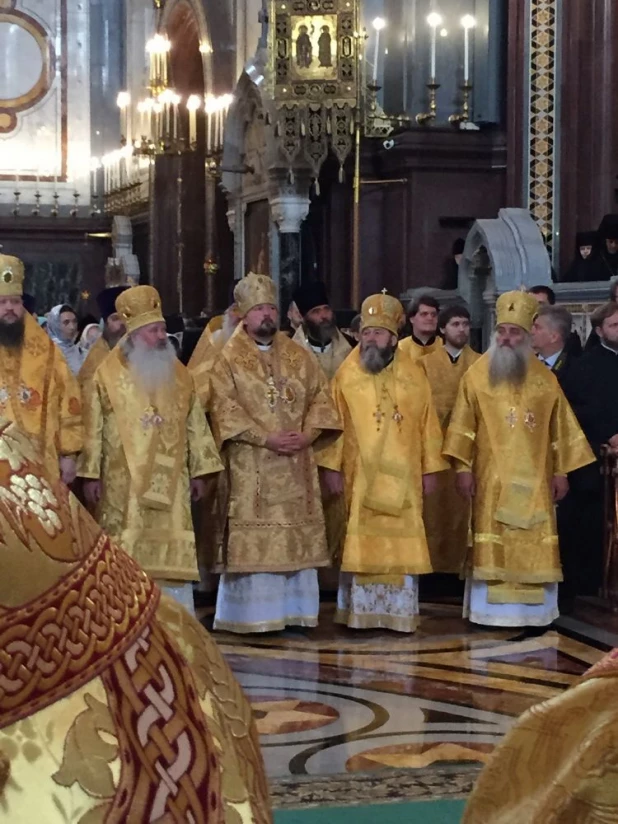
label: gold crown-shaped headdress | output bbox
[0,254,25,297]
[495,290,539,333]
[234,272,277,317]
[115,285,164,334]
[360,292,404,336]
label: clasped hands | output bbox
[265,431,311,456]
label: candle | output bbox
[461,16,476,84]
[427,13,443,80]
[371,18,386,85]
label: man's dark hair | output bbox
[528,285,556,305]
[439,304,470,330]
[591,301,618,330]
[408,294,440,318]
[537,305,572,344]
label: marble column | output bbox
[271,191,310,314]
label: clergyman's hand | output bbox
[422,473,439,496]
[320,468,344,497]
[455,472,476,501]
[190,478,206,502]
[84,480,103,505]
[265,432,301,455]
[285,432,311,452]
[59,456,77,486]
[551,475,569,503]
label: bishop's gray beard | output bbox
[0,316,25,350]
[488,338,531,387]
[360,341,396,374]
[122,336,176,393]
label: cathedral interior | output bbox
[2,0,618,821]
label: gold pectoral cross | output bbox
[374,408,385,430]
[506,408,518,428]
[266,376,279,411]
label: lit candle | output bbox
[187,95,201,145]
[372,18,386,85]
[461,15,477,83]
[427,12,443,80]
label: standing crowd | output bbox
[1,249,616,636]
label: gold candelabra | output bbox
[416,81,440,125]
[449,82,473,125]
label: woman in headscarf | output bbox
[46,304,84,375]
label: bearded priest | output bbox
[78,286,223,612]
[0,253,83,483]
[443,290,595,629]
[318,293,446,633]
[208,272,341,634]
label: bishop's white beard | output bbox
[488,334,532,387]
[122,336,176,393]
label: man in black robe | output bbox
[561,302,618,605]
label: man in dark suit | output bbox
[559,302,618,609]
[529,285,583,357]
[531,304,579,388]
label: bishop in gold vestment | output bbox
[0,419,271,824]
[443,291,594,627]
[0,254,83,483]
[79,286,222,611]
[318,294,445,632]
[464,647,618,823]
[421,305,480,573]
[209,273,341,634]
[78,285,128,396]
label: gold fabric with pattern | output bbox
[399,334,443,363]
[208,326,341,573]
[0,312,83,477]
[421,345,480,573]
[443,353,594,588]
[0,419,272,824]
[78,334,110,395]
[464,647,618,823]
[317,347,446,575]
[78,345,223,581]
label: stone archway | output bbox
[458,208,552,343]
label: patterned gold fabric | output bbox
[399,334,443,363]
[421,345,480,573]
[234,273,277,317]
[78,346,222,580]
[115,285,164,334]
[0,254,24,296]
[292,326,352,382]
[360,294,404,336]
[0,420,271,824]
[0,312,83,477]
[464,647,618,823]
[208,327,341,573]
[443,354,594,587]
[78,334,110,393]
[495,290,539,332]
[189,327,229,412]
[317,347,446,575]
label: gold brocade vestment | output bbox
[0,312,83,477]
[317,348,446,575]
[293,325,352,567]
[0,420,271,824]
[78,347,222,580]
[399,334,443,363]
[188,323,228,411]
[208,328,341,573]
[421,345,480,573]
[464,647,618,823]
[443,354,594,595]
[78,334,110,394]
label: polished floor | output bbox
[199,596,614,804]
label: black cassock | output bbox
[560,345,618,598]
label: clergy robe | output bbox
[208,327,341,633]
[0,312,83,478]
[78,334,110,390]
[463,647,618,824]
[317,348,445,632]
[399,334,443,363]
[0,420,271,824]
[294,324,352,572]
[443,354,595,627]
[420,344,480,573]
[78,346,222,584]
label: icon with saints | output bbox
[291,14,338,80]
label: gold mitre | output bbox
[361,292,404,336]
[116,285,164,334]
[495,290,539,332]
[0,254,24,297]
[234,272,277,317]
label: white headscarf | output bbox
[46,304,84,376]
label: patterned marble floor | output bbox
[199,599,613,798]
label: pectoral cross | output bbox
[381,288,388,295]
[265,377,279,411]
[373,408,385,430]
[506,407,517,428]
